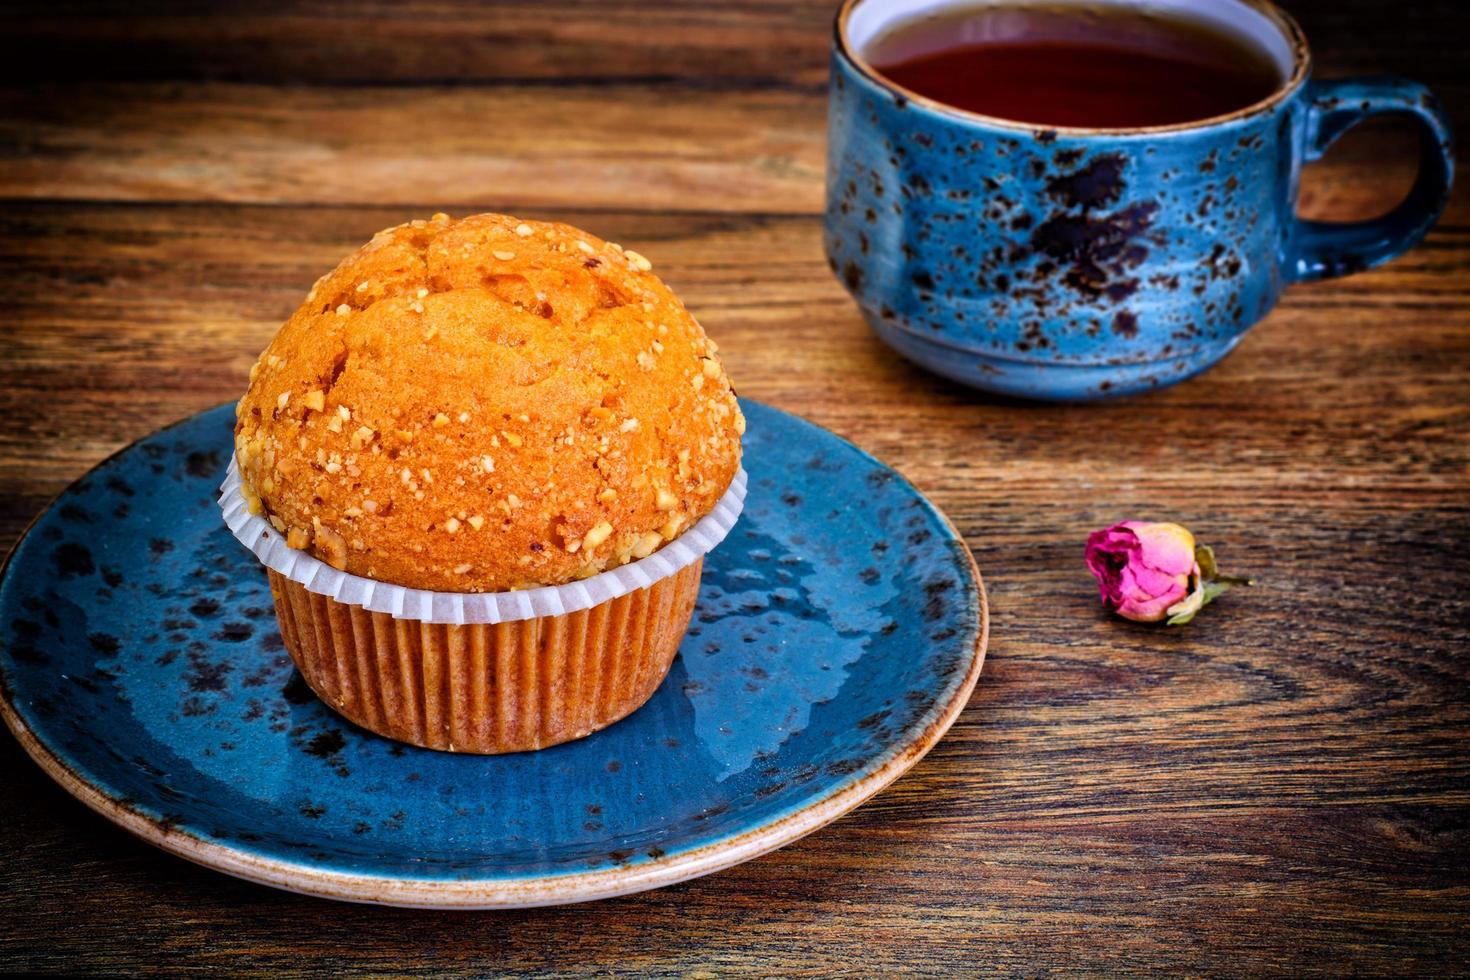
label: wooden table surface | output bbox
[2,2,1467,974]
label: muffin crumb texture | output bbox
[235,212,743,592]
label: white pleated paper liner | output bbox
[218,456,746,625]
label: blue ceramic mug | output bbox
[825,0,1455,400]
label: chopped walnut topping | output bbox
[702,358,721,379]
[335,304,351,316]
[598,487,618,502]
[734,410,747,436]
[453,563,473,575]
[583,521,614,549]
[276,391,290,410]
[515,223,534,237]
[326,415,343,433]
[481,455,495,473]
[631,531,662,559]
[691,374,706,391]
[625,250,653,272]
[458,411,470,423]
[267,514,287,533]
[574,239,595,255]
[493,250,516,261]
[445,517,461,534]
[433,413,450,427]
[619,418,639,433]
[363,500,378,513]
[636,351,656,371]
[338,405,351,421]
[356,280,372,293]
[350,425,375,450]
[286,526,310,549]
[309,519,349,569]
[502,431,523,448]
[344,506,363,518]
[324,461,342,474]
[656,488,679,511]
[467,514,485,531]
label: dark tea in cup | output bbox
[867,3,1283,128]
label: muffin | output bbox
[224,212,745,753]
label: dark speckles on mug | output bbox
[1113,311,1139,338]
[1030,201,1160,302]
[1045,153,1126,210]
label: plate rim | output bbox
[0,401,988,909]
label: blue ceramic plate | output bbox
[0,400,986,908]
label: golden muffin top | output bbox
[233,212,743,592]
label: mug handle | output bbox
[1289,77,1455,283]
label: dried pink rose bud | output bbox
[1085,521,1249,625]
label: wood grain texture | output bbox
[1,0,1468,975]
[0,1,1465,127]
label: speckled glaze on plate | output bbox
[0,399,986,908]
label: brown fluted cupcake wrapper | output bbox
[267,560,703,754]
